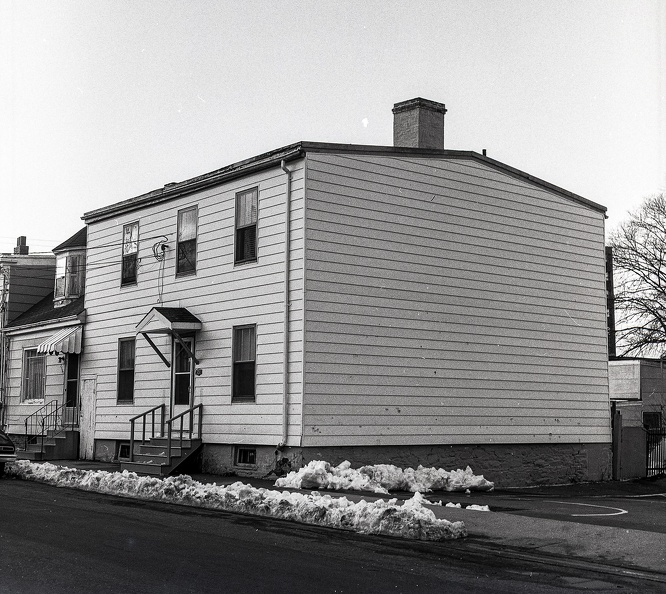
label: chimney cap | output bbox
[392,97,447,115]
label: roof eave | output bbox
[81,141,606,223]
[82,143,306,224]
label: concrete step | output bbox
[132,452,183,465]
[138,444,184,457]
[148,437,199,449]
[17,450,44,461]
[120,461,165,475]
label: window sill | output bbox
[120,281,138,288]
[21,399,45,405]
[234,258,258,267]
[231,398,256,404]
[175,270,197,278]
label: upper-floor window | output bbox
[177,206,197,275]
[121,222,139,286]
[23,349,46,401]
[235,188,258,264]
[54,253,85,300]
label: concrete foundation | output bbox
[199,442,613,487]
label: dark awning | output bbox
[135,307,201,367]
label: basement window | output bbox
[117,443,131,460]
[643,412,662,430]
[235,447,257,466]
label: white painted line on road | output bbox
[545,501,628,517]
[625,492,666,499]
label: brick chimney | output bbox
[13,236,28,255]
[392,98,447,150]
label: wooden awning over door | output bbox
[135,307,201,367]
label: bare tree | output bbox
[609,193,666,357]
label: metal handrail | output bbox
[165,404,203,466]
[23,400,61,453]
[129,404,165,462]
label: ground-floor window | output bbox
[232,325,256,402]
[22,349,46,401]
[117,338,135,403]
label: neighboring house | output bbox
[609,358,666,478]
[3,228,86,458]
[79,98,612,486]
[0,237,56,429]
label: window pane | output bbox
[119,340,135,370]
[118,370,135,402]
[66,255,84,295]
[174,342,192,373]
[178,208,197,242]
[236,189,258,227]
[177,239,196,274]
[122,254,137,284]
[174,374,190,405]
[123,223,138,255]
[54,256,66,297]
[234,326,255,361]
[233,362,255,399]
[236,226,256,262]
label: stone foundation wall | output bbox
[198,442,612,487]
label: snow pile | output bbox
[275,460,494,494]
[5,461,467,541]
[465,504,491,512]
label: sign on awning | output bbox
[37,326,83,355]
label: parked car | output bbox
[0,429,17,476]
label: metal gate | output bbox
[646,429,666,476]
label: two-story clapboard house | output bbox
[3,228,87,459]
[79,98,612,486]
[0,237,56,429]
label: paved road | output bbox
[443,488,666,533]
[1,479,664,593]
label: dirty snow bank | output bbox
[5,460,467,541]
[275,460,494,494]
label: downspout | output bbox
[278,160,292,449]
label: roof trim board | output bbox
[82,142,606,224]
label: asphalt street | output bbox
[432,485,666,533]
[2,478,664,594]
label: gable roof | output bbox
[53,227,87,253]
[135,307,202,334]
[5,293,85,329]
[82,142,606,224]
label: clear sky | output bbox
[1,0,664,253]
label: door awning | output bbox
[135,307,201,368]
[135,307,202,335]
[37,326,83,355]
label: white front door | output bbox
[171,337,194,424]
[79,376,97,460]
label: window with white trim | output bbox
[117,338,135,403]
[122,222,139,285]
[22,349,46,401]
[177,206,197,275]
[235,188,258,264]
[232,325,256,402]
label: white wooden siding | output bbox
[302,152,610,447]
[80,160,305,446]
[4,329,67,434]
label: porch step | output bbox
[120,438,202,477]
[17,430,80,461]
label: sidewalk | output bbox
[28,460,666,580]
